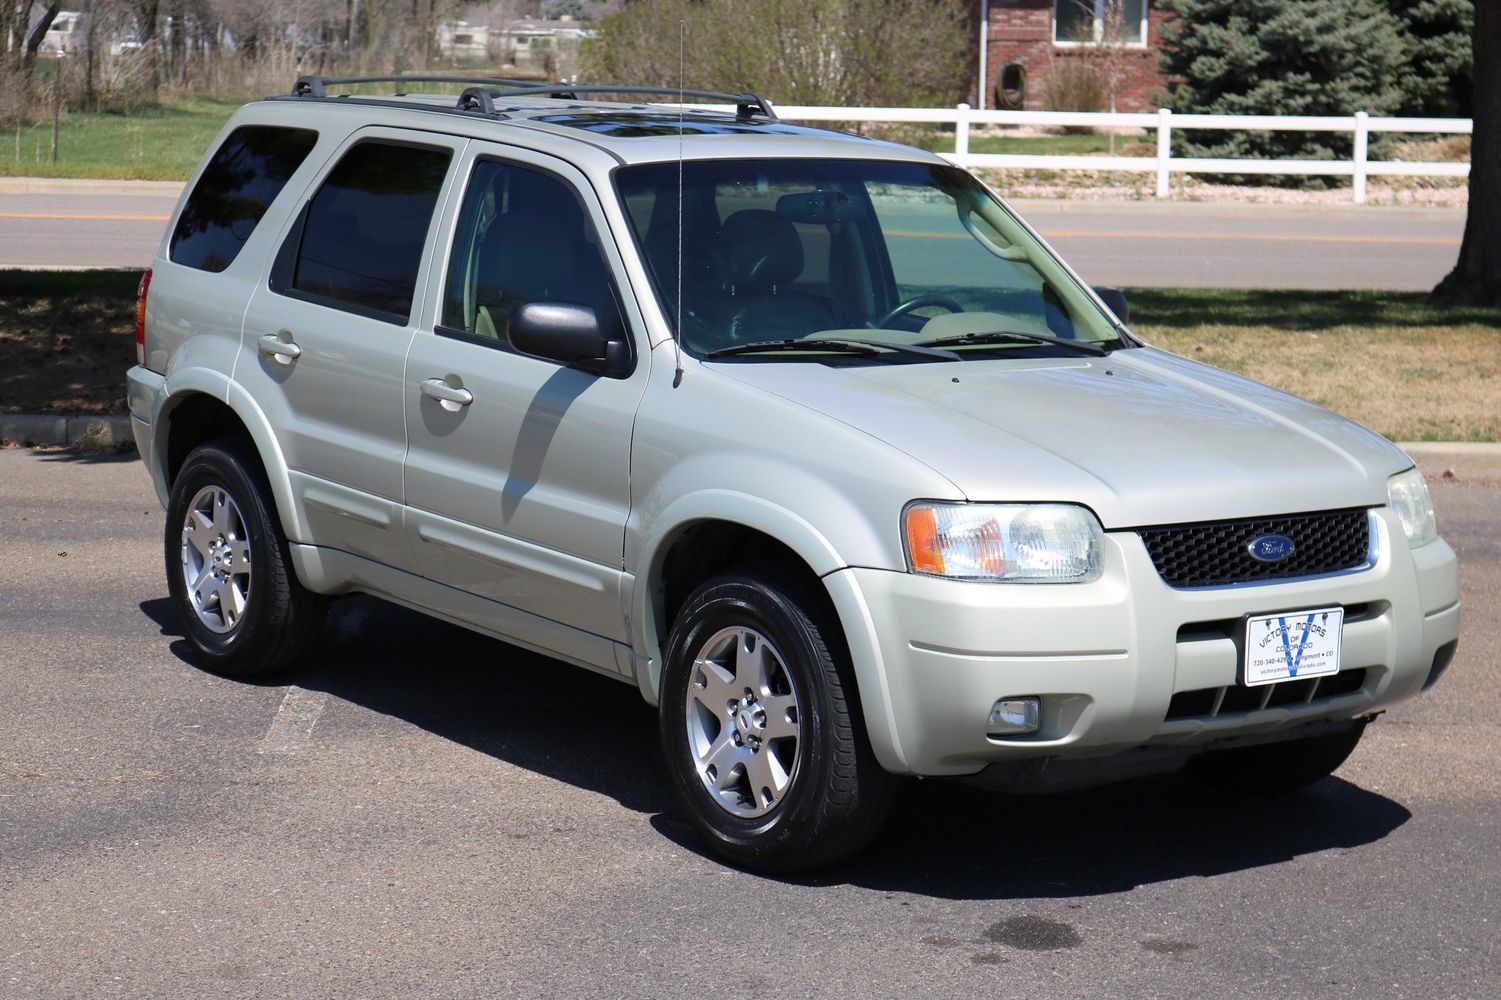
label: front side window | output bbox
[285,140,451,323]
[441,159,625,347]
[1054,0,1147,45]
[615,158,1123,361]
[170,125,318,272]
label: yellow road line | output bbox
[1039,229,1461,246]
[887,228,1460,246]
[0,210,170,222]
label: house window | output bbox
[1054,0,1148,46]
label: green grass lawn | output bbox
[914,130,1121,156]
[1128,289,1501,443]
[3,101,1127,180]
[2,98,245,180]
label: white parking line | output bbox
[257,686,328,755]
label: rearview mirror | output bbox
[776,190,861,224]
[1093,286,1129,324]
[509,302,631,378]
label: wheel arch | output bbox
[153,372,304,542]
[630,495,908,773]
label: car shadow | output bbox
[144,593,1412,896]
[145,593,669,814]
[793,771,1407,899]
[34,445,139,465]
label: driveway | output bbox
[1,449,1496,998]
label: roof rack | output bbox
[291,74,537,99]
[288,75,779,123]
[492,84,778,121]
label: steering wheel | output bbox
[870,294,964,329]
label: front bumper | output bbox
[834,506,1460,777]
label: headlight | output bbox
[903,502,1104,583]
[1387,467,1437,548]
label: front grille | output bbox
[1165,669,1368,722]
[1138,508,1370,588]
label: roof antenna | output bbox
[672,18,686,388]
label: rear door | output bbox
[401,145,649,643]
[239,128,463,568]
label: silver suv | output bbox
[127,76,1461,872]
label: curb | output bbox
[0,413,133,449]
[1397,442,1501,482]
[0,177,185,197]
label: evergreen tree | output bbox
[1389,0,1474,118]
[1158,0,1407,169]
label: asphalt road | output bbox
[2,449,1497,998]
[0,188,1467,290]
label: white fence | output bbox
[714,104,1473,204]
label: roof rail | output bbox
[288,75,779,122]
[291,74,537,99]
[489,84,778,121]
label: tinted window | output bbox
[290,141,451,323]
[170,125,318,272]
[441,159,625,346]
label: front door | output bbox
[401,147,649,644]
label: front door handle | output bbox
[420,377,474,407]
[257,332,302,363]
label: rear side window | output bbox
[283,140,452,323]
[170,125,318,272]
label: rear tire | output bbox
[1185,720,1367,794]
[164,440,325,678]
[659,566,895,872]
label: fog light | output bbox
[987,697,1041,737]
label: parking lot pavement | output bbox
[2,448,1498,998]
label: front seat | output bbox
[709,209,834,343]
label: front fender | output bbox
[627,491,910,774]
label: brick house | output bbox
[972,1,1174,112]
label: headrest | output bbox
[478,212,578,302]
[718,209,803,291]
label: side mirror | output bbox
[509,301,631,378]
[1093,286,1129,324]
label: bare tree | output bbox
[581,0,967,107]
[9,3,63,71]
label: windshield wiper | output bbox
[707,337,960,361]
[913,330,1113,357]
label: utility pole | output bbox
[51,55,61,164]
[977,1,989,111]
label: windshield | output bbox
[615,158,1124,361]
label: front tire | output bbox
[165,440,325,678]
[659,566,895,872]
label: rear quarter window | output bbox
[170,125,319,272]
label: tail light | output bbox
[135,268,152,367]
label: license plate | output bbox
[1243,607,1344,687]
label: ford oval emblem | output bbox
[1247,533,1296,563]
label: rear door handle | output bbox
[257,332,301,362]
[420,377,474,407]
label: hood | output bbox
[713,347,1410,528]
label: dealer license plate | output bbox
[1243,607,1344,687]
